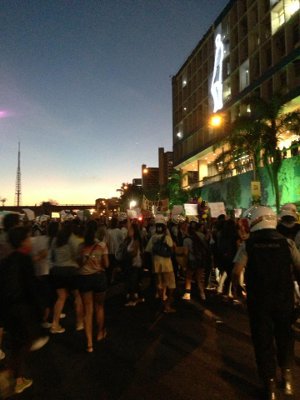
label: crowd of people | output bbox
[0,202,300,399]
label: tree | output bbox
[118,183,144,212]
[249,94,300,212]
[167,170,190,209]
[214,94,300,212]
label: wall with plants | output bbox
[201,155,300,211]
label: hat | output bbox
[279,203,298,220]
[155,214,167,225]
[248,206,277,232]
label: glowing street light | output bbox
[129,200,137,209]
[210,114,223,127]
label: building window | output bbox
[285,0,300,20]
[239,59,250,91]
[293,23,300,46]
[294,60,300,77]
[271,2,285,34]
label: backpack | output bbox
[152,235,172,258]
[115,237,131,262]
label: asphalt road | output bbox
[2,278,300,400]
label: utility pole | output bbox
[14,141,22,207]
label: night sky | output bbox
[1,0,228,205]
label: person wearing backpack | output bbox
[182,222,210,301]
[145,215,176,313]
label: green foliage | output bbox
[167,170,190,208]
[214,94,300,212]
[226,178,241,209]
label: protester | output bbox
[232,206,300,400]
[106,217,124,284]
[0,226,49,394]
[124,222,144,306]
[182,222,211,301]
[77,221,109,352]
[146,215,176,313]
[0,213,21,364]
[50,221,83,334]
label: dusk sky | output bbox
[1,0,228,205]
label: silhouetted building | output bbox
[141,164,159,191]
[158,147,174,187]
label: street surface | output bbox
[2,277,300,400]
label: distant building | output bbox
[95,197,120,216]
[141,164,159,191]
[132,178,142,186]
[158,147,174,187]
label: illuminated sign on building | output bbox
[211,34,224,113]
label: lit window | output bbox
[286,0,300,17]
[278,9,285,26]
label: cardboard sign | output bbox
[127,209,137,219]
[184,203,198,216]
[208,202,226,218]
[172,205,184,216]
[251,181,261,197]
[23,208,35,221]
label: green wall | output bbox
[201,155,300,211]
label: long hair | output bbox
[56,221,73,247]
[84,220,97,246]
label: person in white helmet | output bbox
[277,203,300,240]
[232,206,300,400]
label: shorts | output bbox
[156,271,176,290]
[50,266,79,290]
[77,273,107,293]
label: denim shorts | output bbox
[77,272,107,293]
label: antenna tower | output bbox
[14,142,22,207]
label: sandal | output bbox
[96,329,107,342]
[86,346,93,353]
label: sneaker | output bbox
[182,293,191,301]
[15,378,33,394]
[50,325,65,334]
[30,336,49,351]
[0,349,5,361]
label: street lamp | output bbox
[129,200,137,209]
[210,114,223,128]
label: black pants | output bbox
[247,300,294,381]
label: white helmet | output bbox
[248,206,277,232]
[279,203,298,221]
[188,216,199,223]
[155,214,167,225]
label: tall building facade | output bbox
[158,147,174,187]
[141,164,159,191]
[172,0,300,189]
